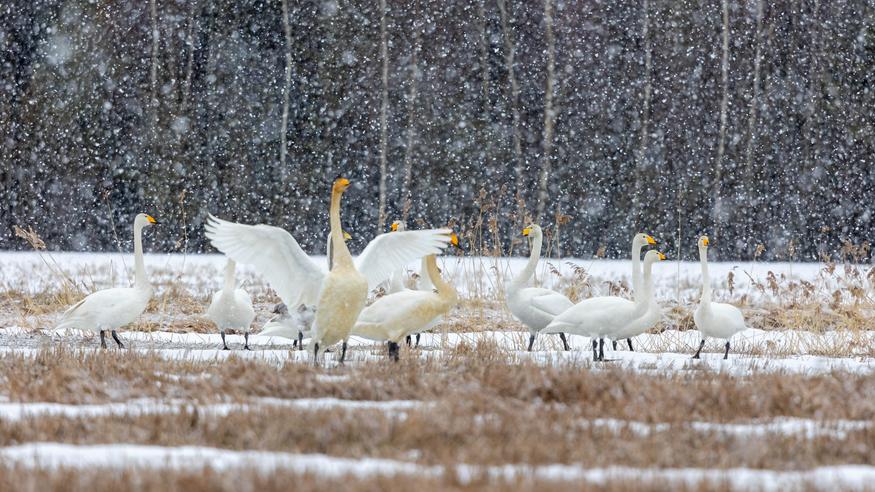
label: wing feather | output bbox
[354,229,453,291]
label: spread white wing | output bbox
[205,215,326,307]
[355,229,453,291]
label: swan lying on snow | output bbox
[205,259,255,350]
[206,177,455,364]
[506,224,573,351]
[693,236,747,359]
[259,302,315,349]
[542,250,665,361]
[56,213,159,348]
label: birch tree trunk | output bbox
[149,0,159,130]
[630,0,652,228]
[711,0,730,240]
[377,0,390,232]
[535,0,556,224]
[279,0,293,176]
[741,0,763,242]
[400,0,421,224]
[496,0,526,220]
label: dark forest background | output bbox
[1,0,874,260]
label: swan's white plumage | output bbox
[693,236,747,354]
[205,259,255,335]
[56,213,157,343]
[259,304,315,340]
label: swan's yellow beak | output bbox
[450,233,462,249]
[702,236,710,247]
[334,177,351,191]
[645,234,656,245]
[343,230,352,241]
[145,215,158,225]
[391,222,399,232]
[522,227,531,237]
[657,252,666,261]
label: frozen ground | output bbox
[1,252,874,490]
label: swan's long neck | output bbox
[419,256,434,291]
[512,233,542,290]
[133,221,148,289]
[631,241,643,302]
[699,247,712,308]
[328,188,353,269]
[640,257,656,308]
[327,233,334,270]
[223,260,236,293]
[425,255,456,303]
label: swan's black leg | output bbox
[100,330,107,349]
[313,342,320,366]
[406,335,412,347]
[723,341,730,360]
[339,341,348,364]
[221,330,230,350]
[111,330,124,349]
[598,338,605,361]
[627,338,634,352]
[559,333,570,351]
[612,340,617,351]
[297,331,304,351]
[293,338,298,349]
[527,334,536,352]
[244,332,251,351]
[592,340,598,361]
[415,333,421,348]
[692,339,705,359]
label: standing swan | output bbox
[56,213,159,348]
[351,255,458,361]
[542,250,665,361]
[693,236,747,359]
[613,232,657,351]
[506,224,573,351]
[206,259,256,350]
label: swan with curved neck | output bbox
[57,213,159,348]
[505,224,574,351]
[543,250,665,361]
[352,254,458,361]
[206,259,256,350]
[613,232,658,350]
[693,236,747,359]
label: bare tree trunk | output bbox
[496,0,526,219]
[535,0,556,224]
[477,0,490,108]
[279,0,293,176]
[377,0,390,232]
[712,0,730,239]
[400,0,421,225]
[741,0,763,243]
[181,0,197,113]
[149,0,160,130]
[630,0,652,228]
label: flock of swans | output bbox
[56,177,748,363]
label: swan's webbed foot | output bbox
[244,332,251,351]
[723,341,730,360]
[387,341,400,362]
[100,330,108,349]
[221,331,230,351]
[627,338,634,352]
[527,334,536,352]
[559,333,570,351]
[111,330,124,349]
[692,339,705,359]
[339,341,348,364]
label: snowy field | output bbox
[1,251,875,490]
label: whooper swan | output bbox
[542,250,665,361]
[206,177,454,363]
[506,224,573,351]
[205,259,256,350]
[693,236,747,359]
[613,232,657,351]
[351,254,458,361]
[56,213,159,348]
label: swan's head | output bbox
[698,236,710,249]
[390,221,406,232]
[135,213,159,228]
[643,250,666,263]
[332,177,351,193]
[634,233,656,248]
[450,233,462,250]
[522,224,541,238]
